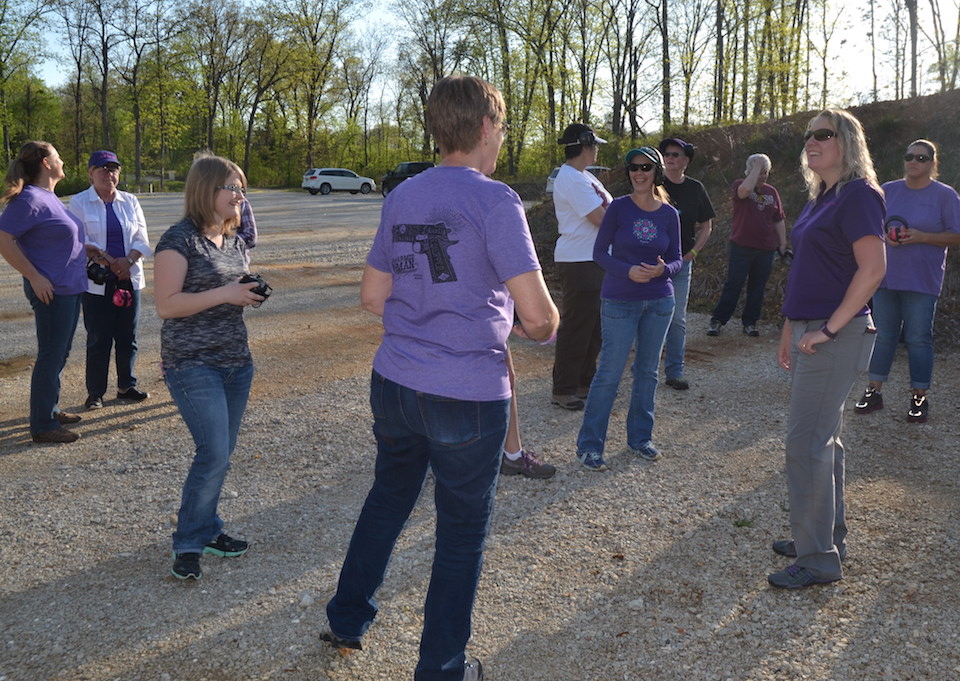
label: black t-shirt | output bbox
[662,177,716,254]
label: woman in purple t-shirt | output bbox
[854,139,960,423]
[575,147,682,470]
[770,110,886,590]
[0,141,96,444]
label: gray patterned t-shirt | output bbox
[156,218,253,370]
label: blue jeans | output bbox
[24,280,82,435]
[711,243,776,326]
[327,371,509,681]
[577,296,675,456]
[82,289,142,397]
[868,288,938,389]
[164,363,254,553]
[664,259,690,380]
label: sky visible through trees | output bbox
[3,0,959,187]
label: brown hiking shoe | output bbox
[32,428,80,443]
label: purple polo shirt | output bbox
[0,185,87,295]
[881,179,960,296]
[782,178,885,320]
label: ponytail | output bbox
[1,141,53,205]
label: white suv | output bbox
[301,168,376,195]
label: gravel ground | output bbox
[2,192,960,681]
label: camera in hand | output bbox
[87,259,111,285]
[240,272,272,305]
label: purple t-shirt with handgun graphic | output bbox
[782,179,885,320]
[366,165,542,402]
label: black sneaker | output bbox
[117,387,149,402]
[464,657,484,681]
[908,394,928,423]
[743,325,760,337]
[320,631,363,655]
[854,387,883,414]
[665,377,689,390]
[203,533,249,557]
[85,395,103,410]
[171,552,202,580]
[706,319,722,336]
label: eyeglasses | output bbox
[904,153,932,163]
[803,128,837,142]
[628,163,655,173]
[662,151,683,158]
[217,184,246,196]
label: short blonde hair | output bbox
[426,75,506,155]
[800,109,878,200]
[183,151,246,235]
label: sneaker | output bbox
[854,387,883,414]
[464,657,484,681]
[54,411,82,424]
[665,377,689,390]
[577,451,608,471]
[630,443,661,461]
[908,394,928,423]
[500,450,556,479]
[706,319,722,336]
[85,395,103,410]
[551,394,585,410]
[31,428,80,444]
[117,387,149,402]
[768,564,841,589]
[743,325,760,337]
[171,552,202,580]
[320,630,363,655]
[203,533,249,557]
[772,539,797,558]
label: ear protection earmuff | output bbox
[558,129,603,147]
[112,279,134,308]
[626,147,666,186]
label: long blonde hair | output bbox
[1,141,55,205]
[800,109,878,200]
[183,151,246,235]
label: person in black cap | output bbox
[657,137,715,390]
[550,123,612,410]
[69,150,152,410]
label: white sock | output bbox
[504,448,522,461]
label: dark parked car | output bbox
[380,162,435,196]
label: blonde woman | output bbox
[154,153,265,581]
[771,109,886,589]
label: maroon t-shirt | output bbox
[730,179,785,251]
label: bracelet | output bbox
[820,323,837,340]
[689,248,698,258]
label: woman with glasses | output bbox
[854,139,960,423]
[69,151,152,411]
[769,110,886,589]
[0,141,95,443]
[154,152,264,581]
[575,147,682,471]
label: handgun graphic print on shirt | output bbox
[391,222,459,283]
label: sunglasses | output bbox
[216,184,247,196]
[904,153,932,163]
[628,163,655,173]
[662,151,683,158]
[803,128,837,142]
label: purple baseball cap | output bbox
[88,150,121,167]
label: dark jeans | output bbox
[82,289,142,397]
[24,280,81,435]
[711,242,776,327]
[326,371,509,681]
[552,261,604,395]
